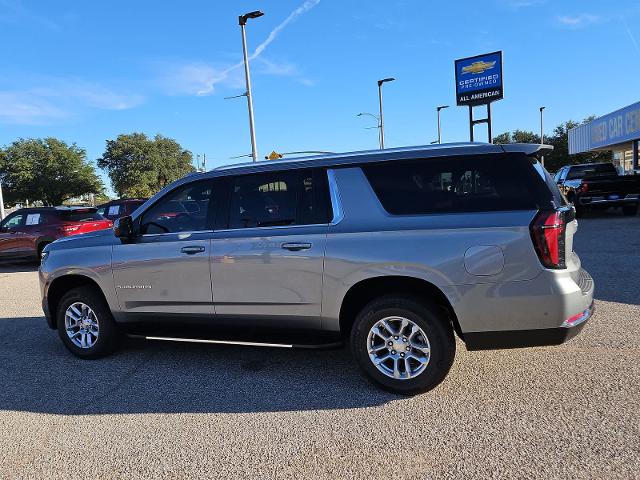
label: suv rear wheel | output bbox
[350,295,455,395]
[622,205,638,216]
[56,286,119,359]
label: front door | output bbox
[0,212,29,258]
[112,179,219,319]
[211,169,330,329]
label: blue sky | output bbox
[1,0,640,193]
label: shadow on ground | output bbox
[0,316,396,415]
[573,212,640,306]
[0,262,38,274]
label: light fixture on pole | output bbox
[540,106,546,167]
[377,77,395,149]
[436,105,449,144]
[239,10,264,162]
[357,112,382,149]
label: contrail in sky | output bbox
[623,18,640,58]
[200,0,321,94]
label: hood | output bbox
[45,227,118,252]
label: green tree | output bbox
[545,119,611,172]
[494,118,612,172]
[98,133,194,198]
[0,138,104,206]
[493,129,540,145]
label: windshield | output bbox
[566,164,616,180]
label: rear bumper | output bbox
[464,301,594,350]
[578,194,639,207]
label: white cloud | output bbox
[159,0,320,96]
[0,91,68,125]
[254,58,298,77]
[0,79,144,125]
[500,0,546,10]
[158,62,244,96]
[557,13,601,29]
[0,0,61,30]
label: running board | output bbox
[128,334,343,350]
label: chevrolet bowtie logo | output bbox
[462,61,497,75]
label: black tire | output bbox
[622,205,638,217]
[56,286,120,359]
[350,295,455,395]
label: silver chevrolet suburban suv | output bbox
[39,143,595,394]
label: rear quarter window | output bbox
[362,154,557,215]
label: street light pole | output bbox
[540,106,546,167]
[239,10,264,162]
[377,78,395,149]
[436,105,450,144]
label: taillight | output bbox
[530,210,567,269]
[59,224,80,235]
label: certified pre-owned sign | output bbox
[455,51,503,107]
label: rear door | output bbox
[211,169,330,328]
[112,179,220,319]
[18,210,49,256]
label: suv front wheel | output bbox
[350,295,455,395]
[56,286,120,359]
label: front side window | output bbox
[228,169,329,229]
[1,213,25,230]
[140,181,215,234]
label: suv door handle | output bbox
[281,242,312,251]
[181,245,206,255]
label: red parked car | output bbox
[0,207,112,262]
[96,198,147,221]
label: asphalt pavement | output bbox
[0,210,639,479]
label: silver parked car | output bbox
[39,143,594,394]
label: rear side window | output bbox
[227,169,331,229]
[59,210,103,222]
[363,155,556,215]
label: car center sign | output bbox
[455,51,503,106]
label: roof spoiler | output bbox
[499,143,554,158]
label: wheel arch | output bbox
[47,274,108,327]
[338,276,462,339]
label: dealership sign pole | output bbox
[454,51,503,143]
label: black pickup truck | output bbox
[554,163,640,217]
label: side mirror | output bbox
[113,215,134,239]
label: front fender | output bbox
[39,244,117,322]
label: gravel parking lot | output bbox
[1,212,639,479]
